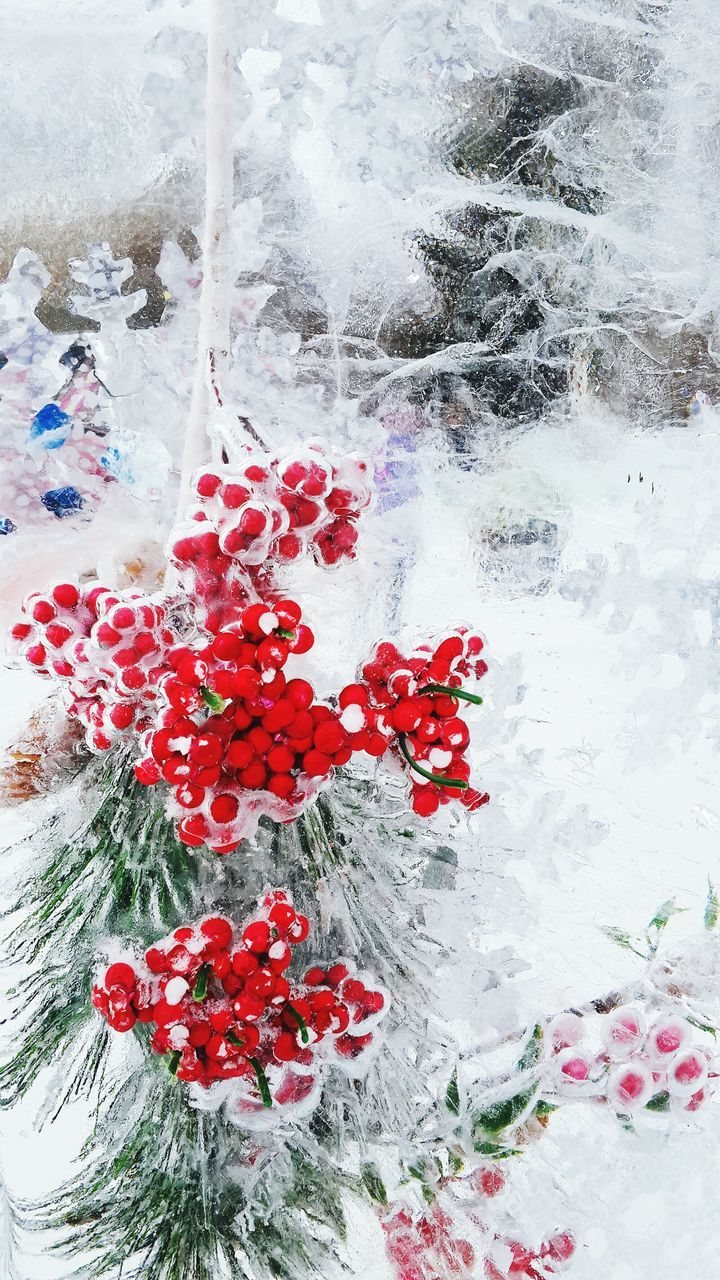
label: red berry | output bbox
[412,788,440,817]
[135,758,161,785]
[268,902,297,931]
[220,483,251,509]
[267,744,296,774]
[232,949,259,977]
[256,637,287,671]
[189,734,224,767]
[111,605,137,630]
[289,624,314,654]
[211,631,244,661]
[95,622,121,647]
[31,599,55,623]
[104,962,136,991]
[226,738,254,771]
[232,667,261,699]
[110,1009,137,1033]
[246,726,272,755]
[313,719,348,755]
[273,1032,299,1062]
[232,993,266,1022]
[326,964,349,987]
[51,582,80,609]
[176,655,209,687]
[338,683,368,709]
[267,774,295,799]
[25,643,47,667]
[196,471,222,497]
[176,783,205,809]
[43,622,73,649]
[288,914,309,942]
[109,703,135,730]
[305,966,326,985]
[302,749,332,778]
[146,947,168,974]
[243,921,271,953]
[335,1032,372,1057]
[262,700,295,733]
[276,532,302,560]
[177,815,209,846]
[392,698,423,732]
[210,793,240,824]
[273,599,302,628]
[198,921,233,952]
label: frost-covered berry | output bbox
[600,1006,646,1059]
[606,1062,655,1111]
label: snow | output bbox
[3,0,720,1276]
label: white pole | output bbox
[177,0,234,515]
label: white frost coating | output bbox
[340,705,366,733]
[259,612,279,635]
[164,977,190,1005]
[178,0,235,512]
[4,2,720,1278]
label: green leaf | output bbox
[448,1151,464,1175]
[199,685,230,714]
[705,879,719,931]
[686,1015,717,1038]
[472,1084,538,1137]
[517,1024,543,1071]
[645,1091,670,1113]
[285,1003,310,1044]
[598,926,648,958]
[473,1141,522,1158]
[360,1163,388,1208]
[248,1057,272,1108]
[192,965,210,1001]
[648,898,686,933]
[533,1099,557,1117]
[445,1068,460,1115]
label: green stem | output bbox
[226,1030,245,1049]
[249,1057,272,1108]
[397,735,468,790]
[167,1050,182,1076]
[422,683,483,706]
[285,1003,310,1044]
[193,965,211,1002]
[277,627,296,639]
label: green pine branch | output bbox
[8,759,464,1278]
[23,1060,350,1280]
[0,750,199,1110]
[0,1162,21,1280]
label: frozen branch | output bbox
[177,0,235,515]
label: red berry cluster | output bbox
[382,1206,476,1280]
[91,892,387,1104]
[133,599,354,852]
[337,630,490,816]
[382,1204,575,1280]
[9,582,177,751]
[170,443,372,632]
[484,1232,576,1278]
[9,440,492,851]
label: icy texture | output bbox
[2,0,720,1278]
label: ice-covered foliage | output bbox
[2,0,720,1277]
